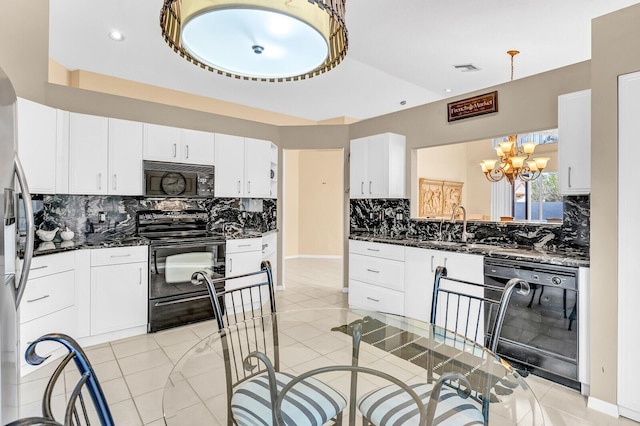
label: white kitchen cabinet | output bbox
[348,240,405,315]
[19,252,78,374]
[16,98,58,194]
[108,118,143,195]
[143,123,215,165]
[90,246,148,336]
[262,232,278,286]
[215,133,272,198]
[618,72,640,421]
[269,143,278,198]
[349,132,406,199]
[226,238,264,310]
[558,89,591,195]
[68,112,109,194]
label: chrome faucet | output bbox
[451,205,473,243]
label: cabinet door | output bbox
[404,247,433,322]
[226,249,264,311]
[17,98,58,194]
[215,133,245,197]
[244,138,271,198]
[69,113,109,194]
[182,129,215,165]
[109,118,143,195]
[558,90,591,195]
[143,123,182,162]
[349,137,368,198]
[366,133,390,197]
[91,262,148,335]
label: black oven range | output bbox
[137,209,226,333]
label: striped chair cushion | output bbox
[231,372,348,426]
[357,382,484,426]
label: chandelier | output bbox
[480,51,549,184]
[160,0,348,82]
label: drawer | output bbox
[227,238,262,254]
[91,246,148,266]
[28,251,75,279]
[348,280,404,316]
[349,253,404,291]
[20,270,75,323]
[349,240,404,261]
[20,306,78,372]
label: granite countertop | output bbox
[21,229,278,257]
[349,233,590,268]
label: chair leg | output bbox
[362,416,370,425]
[334,412,343,425]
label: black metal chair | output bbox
[5,333,114,426]
[191,260,348,426]
[356,266,530,425]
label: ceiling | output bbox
[49,0,640,123]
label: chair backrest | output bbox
[5,333,114,426]
[191,261,278,423]
[430,266,529,352]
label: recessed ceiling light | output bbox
[109,30,125,42]
[444,89,452,93]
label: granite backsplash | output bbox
[24,195,277,245]
[350,195,590,253]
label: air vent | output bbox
[453,64,480,72]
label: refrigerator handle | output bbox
[14,155,34,308]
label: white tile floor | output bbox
[19,258,639,425]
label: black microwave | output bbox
[143,161,214,197]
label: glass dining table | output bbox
[162,307,544,425]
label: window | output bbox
[514,172,563,221]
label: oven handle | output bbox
[150,241,226,250]
[154,295,210,307]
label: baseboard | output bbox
[285,254,343,259]
[342,287,349,293]
[619,406,640,422]
[587,396,620,418]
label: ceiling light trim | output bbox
[160,0,348,82]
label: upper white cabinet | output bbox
[17,98,68,194]
[350,132,406,199]
[69,113,109,194]
[69,113,143,195]
[558,89,591,195]
[215,133,272,198]
[143,123,215,165]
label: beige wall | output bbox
[590,3,640,406]
[284,150,300,256]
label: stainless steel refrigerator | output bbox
[0,66,35,423]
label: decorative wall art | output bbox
[418,178,464,218]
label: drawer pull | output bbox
[366,269,380,274]
[366,248,380,252]
[110,254,132,258]
[31,265,49,271]
[238,244,251,247]
[27,294,50,303]
[366,297,380,302]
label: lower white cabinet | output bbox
[226,238,264,311]
[90,246,148,336]
[349,240,405,316]
[262,232,278,286]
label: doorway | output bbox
[282,149,344,291]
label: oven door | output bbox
[148,241,225,332]
[485,270,579,387]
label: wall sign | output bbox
[447,91,498,122]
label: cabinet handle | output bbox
[568,166,572,188]
[31,265,48,271]
[229,258,233,273]
[361,182,364,194]
[366,269,380,274]
[366,248,380,252]
[247,181,251,194]
[173,143,177,158]
[237,180,241,193]
[444,257,448,268]
[27,294,50,303]
[139,268,142,285]
[238,244,251,247]
[97,173,102,190]
[430,255,434,273]
[113,174,117,190]
[185,145,189,159]
[110,254,131,258]
[366,297,380,302]
[369,181,372,194]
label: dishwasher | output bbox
[484,258,582,390]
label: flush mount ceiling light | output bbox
[480,51,549,184]
[160,0,348,82]
[109,30,125,41]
